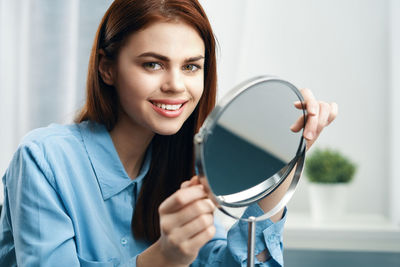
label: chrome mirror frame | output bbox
[194,75,307,267]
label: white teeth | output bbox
[154,102,182,111]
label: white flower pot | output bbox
[308,183,349,222]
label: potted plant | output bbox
[305,148,356,222]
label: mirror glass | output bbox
[195,76,306,220]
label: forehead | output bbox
[122,21,205,58]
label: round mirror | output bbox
[194,76,306,266]
[195,75,306,221]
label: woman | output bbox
[0,0,337,266]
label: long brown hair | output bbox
[75,0,217,242]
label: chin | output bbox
[151,116,193,136]
[153,125,183,136]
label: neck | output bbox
[110,114,154,179]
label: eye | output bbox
[143,62,162,71]
[182,64,201,72]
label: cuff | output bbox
[227,204,287,266]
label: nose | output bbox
[161,69,185,93]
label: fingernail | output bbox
[305,131,314,140]
[294,101,301,106]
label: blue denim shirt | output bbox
[0,121,286,266]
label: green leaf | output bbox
[305,148,356,184]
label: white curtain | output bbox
[0,0,113,203]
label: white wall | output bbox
[202,0,391,217]
[389,0,400,226]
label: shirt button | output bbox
[121,237,128,246]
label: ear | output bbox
[98,49,115,86]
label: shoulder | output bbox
[5,122,98,187]
[15,120,108,167]
[20,123,82,148]
[11,122,96,174]
[7,124,83,177]
[17,121,103,153]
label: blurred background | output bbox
[0,0,399,266]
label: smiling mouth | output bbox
[151,102,183,111]
[149,100,188,111]
[149,100,187,118]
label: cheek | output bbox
[190,75,205,103]
[116,68,156,100]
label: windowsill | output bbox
[284,212,400,252]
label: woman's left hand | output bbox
[290,88,338,150]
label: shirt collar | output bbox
[78,121,151,200]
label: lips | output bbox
[152,102,183,111]
[149,99,187,118]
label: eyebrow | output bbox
[138,52,205,62]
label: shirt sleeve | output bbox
[4,143,80,266]
[192,204,287,267]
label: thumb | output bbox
[180,180,191,189]
[188,175,201,186]
[180,176,201,189]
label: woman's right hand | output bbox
[156,176,216,266]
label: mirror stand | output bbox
[247,216,256,267]
[224,148,305,267]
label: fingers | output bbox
[304,109,319,141]
[300,89,319,116]
[293,99,338,123]
[292,89,338,150]
[168,213,214,245]
[180,225,216,254]
[158,183,216,265]
[316,102,331,134]
[182,214,214,239]
[328,102,338,124]
[166,213,215,259]
[161,198,215,233]
[290,115,305,132]
[293,89,319,140]
[159,184,207,214]
[164,223,216,262]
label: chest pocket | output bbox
[77,255,118,267]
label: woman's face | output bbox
[113,21,205,136]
